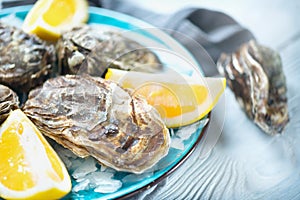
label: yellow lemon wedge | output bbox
[0,109,71,200]
[105,68,226,128]
[22,0,88,41]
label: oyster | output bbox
[217,40,289,135]
[0,22,55,93]
[23,75,170,173]
[0,84,19,124]
[56,25,162,76]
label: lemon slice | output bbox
[0,109,71,200]
[105,68,226,128]
[22,0,88,41]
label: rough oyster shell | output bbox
[0,22,55,93]
[217,40,289,135]
[56,25,162,76]
[23,75,170,173]
[0,84,19,124]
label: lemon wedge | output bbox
[22,0,88,41]
[105,68,226,128]
[0,109,71,200]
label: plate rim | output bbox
[0,5,209,199]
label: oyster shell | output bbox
[0,84,19,124]
[23,75,170,173]
[0,22,55,93]
[56,25,162,76]
[217,40,289,135]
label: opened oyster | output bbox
[56,25,162,76]
[217,40,289,135]
[0,84,19,124]
[0,22,55,93]
[23,75,170,173]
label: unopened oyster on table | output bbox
[217,40,289,135]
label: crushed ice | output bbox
[52,144,122,194]
[170,137,185,150]
[170,118,209,150]
[72,157,97,179]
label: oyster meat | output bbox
[0,84,19,124]
[217,40,289,135]
[23,75,170,173]
[57,25,162,76]
[0,22,55,93]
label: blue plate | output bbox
[0,6,209,199]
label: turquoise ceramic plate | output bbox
[0,6,209,199]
